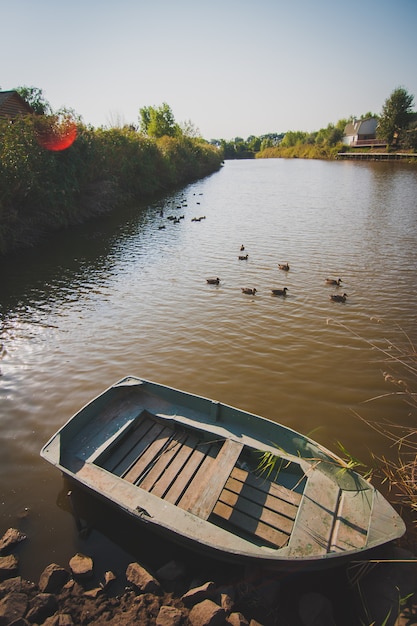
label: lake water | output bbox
[1,157,417,582]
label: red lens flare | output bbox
[36,117,77,151]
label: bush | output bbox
[0,117,223,254]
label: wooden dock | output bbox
[337,152,417,161]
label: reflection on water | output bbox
[1,159,417,580]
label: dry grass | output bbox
[328,318,417,548]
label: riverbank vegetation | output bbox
[0,99,222,255]
[327,319,417,552]
[1,85,415,255]
[214,87,417,161]
[363,330,417,550]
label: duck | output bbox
[271,287,288,296]
[325,278,342,286]
[238,254,249,260]
[241,288,257,295]
[240,244,245,251]
[330,293,347,302]
[278,263,290,271]
[206,277,220,285]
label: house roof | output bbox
[0,90,34,119]
[344,118,378,137]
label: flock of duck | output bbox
[206,252,348,303]
[157,192,206,229]
[156,194,348,304]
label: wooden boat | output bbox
[41,376,405,569]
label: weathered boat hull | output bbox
[41,376,405,569]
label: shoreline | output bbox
[1,528,416,625]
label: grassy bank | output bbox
[256,143,343,160]
[0,117,223,255]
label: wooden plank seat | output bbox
[178,438,244,519]
[211,467,302,548]
[95,411,244,521]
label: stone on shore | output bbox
[226,612,250,626]
[156,604,183,626]
[181,581,215,606]
[126,562,162,594]
[43,614,74,625]
[188,598,226,626]
[220,591,235,614]
[0,576,35,596]
[25,592,58,623]
[39,563,70,593]
[83,586,103,599]
[68,553,93,579]
[101,570,116,589]
[0,555,19,579]
[0,591,28,625]
[0,529,27,554]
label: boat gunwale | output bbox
[40,375,406,567]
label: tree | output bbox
[280,130,309,148]
[14,85,52,115]
[377,87,415,146]
[247,135,261,152]
[139,103,180,138]
[179,119,201,138]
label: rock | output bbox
[25,592,57,623]
[155,560,186,582]
[0,577,35,598]
[298,592,335,625]
[43,614,74,626]
[181,581,215,606]
[126,562,161,594]
[6,618,30,626]
[0,555,18,579]
[39,564,69,593]
[189,599,226,626]
[156,605,183,626]
[83,586,103,599]
[68,553,93,579]
[220,592,235,614]
[101,570,116,589]
[226,612,250,626]
[62,579,84,597]
[0,530,27,554]
[0,592,28,625]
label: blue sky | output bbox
[2,0,417,140]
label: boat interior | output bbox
[92,409,306,549]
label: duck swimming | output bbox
[330,293,347,302]
[238,254,249,260]
[278,263,290,271]
[325,278,342,285]
[271,288,288,296]
[241,288,257,295]
[206,277,220,285]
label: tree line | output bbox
[1,85,415,254]
[211,87,417,159]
